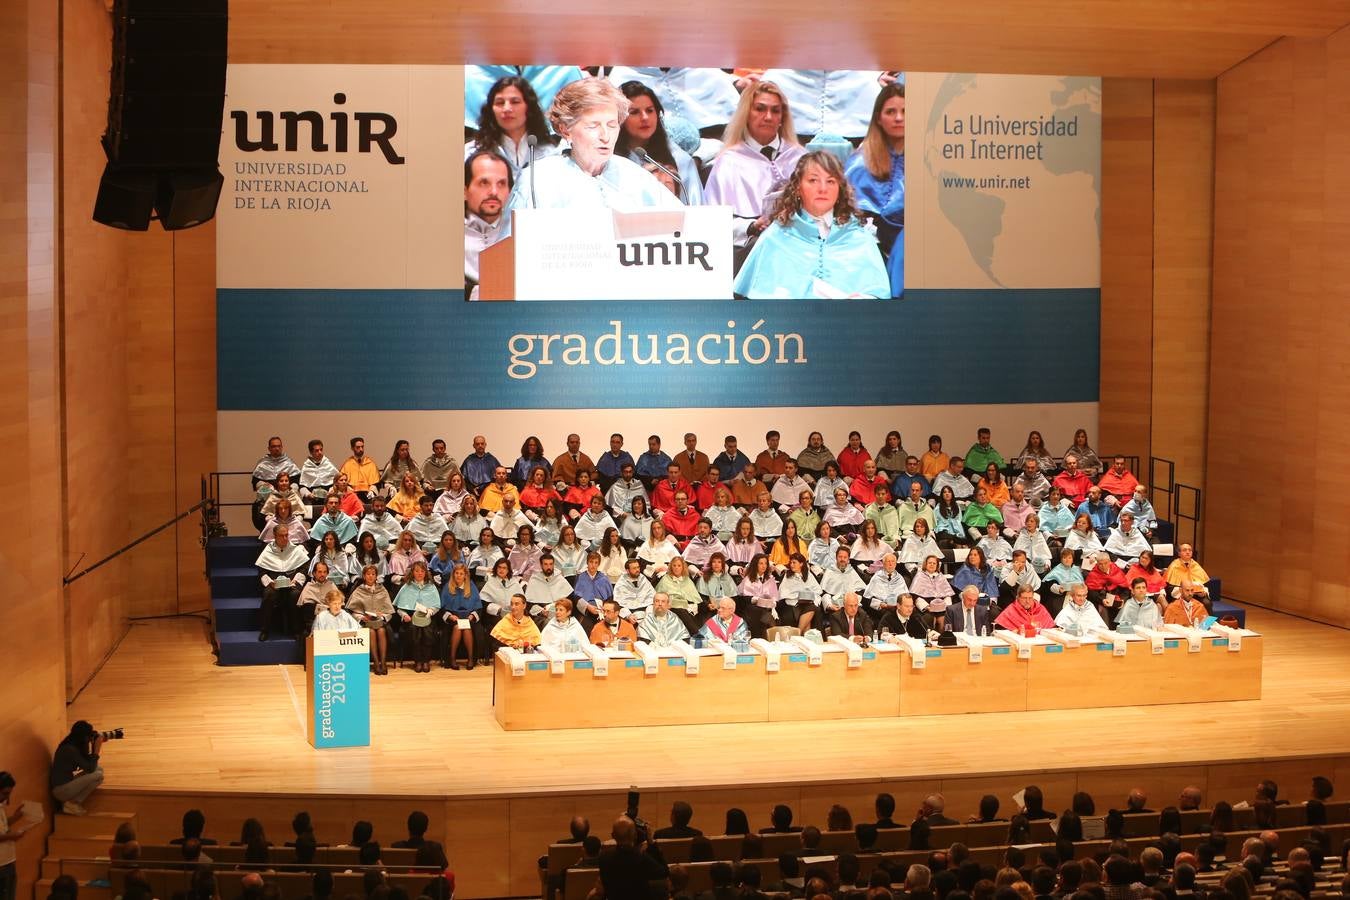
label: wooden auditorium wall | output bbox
[1207,29,1350,625]
[60,0,216,694]
[1,0,67,893]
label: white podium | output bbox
[478,207,733,300]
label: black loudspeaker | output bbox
[95,0,228,231]
[155,168,225,230]
[92,163,156,231]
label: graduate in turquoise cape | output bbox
[614,80,705,206]
[845,81,906,298]
[506,77,684,217]
[463,75,560,180]
[732,150,889,299]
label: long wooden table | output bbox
[493,633,1263,730]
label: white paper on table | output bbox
[894,635,927,669]
[996,631,1033,660]
[1135,626,1167,654]
[674,640,702,675]
[1012,788,1026,811]
[1209,623,1245,651]
[1163,623,1203,653]
[632,640,660,675]
[953,631,982,663]
[788,635,824,665]
[22,801,44,823]
[1041,628,1080,649]
[536,644,567,675]
[708,639,738,669]
[496,647,527,676]
[580,642,610,677]
[749,638,781,672]
[826,635,864,668]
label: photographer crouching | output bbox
[49,721,120,816]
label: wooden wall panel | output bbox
[1152,80,1215,491]
[1099,78,1154,465]
[1207,30,1350,625]
[0,0,67,896]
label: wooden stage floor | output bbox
[71,606,1350,799]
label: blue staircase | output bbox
[208,536,304,666]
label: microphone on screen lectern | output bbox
[634,147,683,193]
[525,135,538,208]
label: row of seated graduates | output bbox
[101,809,455,900]
[545,779,1347,900]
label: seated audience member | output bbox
[1052,453,1093,507]
[1123,550,1166,599]
[754,430,789,484]
[908,553,954,620]
[387,530,428,586]
[791,431,832,481]
[995,585,1054,633]
[539,598,588,651]
[597,528,628,580]
[595,433,636,488]
[834,431,872,484]
[977,464,1010,509]
[387,471,424,523]
[295,562,340,635]
[933,487,968,549]
[880,593,928,640]
[1011,431,1055,474]
[713,435,752,483]
[704,80,806,243]
[1163,588,1207,627]
[590,598,638,647]
[432,471,471,520]
[408,495,450,549]
[724,517,765,574]
[917,794,959,827]
[467,527,504,578]
[352,532,387,581]
[819,545,866,612]
[1084,552,1130,614]
[1037,487,1075,546]
[919,435,950,481]
[564,475,603,522]
[421,438,459,495]
[1065,513,1104,558]
[810,461,846,512]
[749,491,784,542]
[977,521,1014,569]
[1120,484,1158,536]
[258,498,310,546]
[1165,543,1212,602]
[663,491,702,544]
[311,530,359,586]
[310,494,358,547]
[684,518,727,571]
[1064,429,1103,478]
[704,485,741,539]
[576,494,620,548]
[255,525,310,642]
[614,557,657,618]
[507,77,683,214]
[1076,486,1117,540]
[479,465,520,514]
[572,551,614,625]
[311,589,360,633]
[328,472,366,522]
[823,486,865,537]
[1103,512,1150,565]
[297,439,338,500]
[619,497,654,547]
[520,465,562,514]
[932,457,974,500]
[525,554,573,620]
[552,433,599,488]
[651,463,694,516]
[460,435,502,492]
[654,558,702,625]
[606,463,648,517]
[348,563,394,673]
[491,593,542,650]
[899,517,941,574]
[964,428,1005,480]
[339,436,381,499]
[948,586,995,636]
[253,436,302,496]
[850,519,889,571]
[828,591,874,642]
[779,552,824,631]
[1055,583,1106,634]
[864,483,902,546]
[864,552,908,620]
[481,558,524,620]
[259,471,305,525]
[357,496,403,550]
[674,433,712,484]
[697,553,738,617]
[654,801,703,840]
[639,591,692,645]
[393,561,441,672]
[872,430,908,479]
[1013,514,1052,574]
[700,596,751,644]
[893,454,932,502]
[999,550,1041,605]
[739,553,780,636]
[953,545,998,597]
[549,525,586,575]
[638,520,682,579]
[770,458,811,510]
[787,489,822,542]
[1115,577,1163,630]
[1043,547,1085,599]
[1097,456,1140,506]
[634,435,672,486]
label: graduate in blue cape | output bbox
[463,65,585,129]
[463,75,560,180]
[614,80,704,206]
[733,150,890,300]
[505,77,684,219]
[844,82,906,298]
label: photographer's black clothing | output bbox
[50,743,99,789]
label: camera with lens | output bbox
[99,728,125,741]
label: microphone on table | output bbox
[634,147,683,195]
[525,135,538,209]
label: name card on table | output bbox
[1041,628,1081,649]
[953,631,983,663]
[826,635,864,668]
[675,640,702,675]
[1092,626,1128,656]
[995,631,1033,660]
[632,640,661,675]
[1135,626,1168,655]
[497,646,527,676]
[892,635,928,669]
[788,635,824,666]
[748,638,781,672]
[1209,623,1246,651]
[536,644,567,675]
[579,642,610,676]
[1162,623,1204,653]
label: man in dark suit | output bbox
[828,592,874,641]
[654,801,703,840]
[880,594,928,640]
[947,586,996,635]
[874,792,901,829]
[916,793,960,827]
